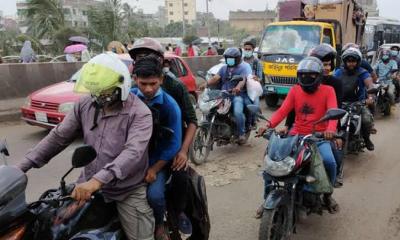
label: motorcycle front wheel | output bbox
[189,127,212,165]
[259,205,289,240]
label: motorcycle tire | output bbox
[189,127,212,165]
[259,205,289,240]
[383,103,391,116]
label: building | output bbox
[357,0,379,17]
[154,6,167,27]
[0,10,4,31]
[165,0,196,24]
[229,10,276,36]
[16,0,100,33]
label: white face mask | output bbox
[162,67,170,73]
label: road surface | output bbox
[1,106,400,240]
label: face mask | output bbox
[391,50,398,56]
[243,50,253,58]
[226,58,236,67]
[162,67,170,73]
[382,55,390,61]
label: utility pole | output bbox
[182,0,186,37]
[206,0,211,45]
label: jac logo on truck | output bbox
[275,57,295,63]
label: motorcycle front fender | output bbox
[263,189,289,210]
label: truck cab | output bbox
[260,21,337,107]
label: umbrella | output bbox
[192,39,203,45]
[69,36,89,45]
[64,44,87,54]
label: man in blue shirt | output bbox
[374,49,397,104]
[131,57,182,240]
[334,47,375,151]
[207,47,253,144]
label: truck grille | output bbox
[31,100,59,111]
[270,76,298,85]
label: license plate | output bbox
[267,87,275,92]
[35,112,48,123]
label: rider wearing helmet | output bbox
[208,47,253,144]
[343,43,378,82]
[18,53,155,240]
[374,49,397,104]
[333,47,375,151]
[257,56,340,214]
[284,44,345,187]
[129,37,197,237]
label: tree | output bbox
[25,0,65,39]
[87,0,124,47]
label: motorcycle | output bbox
[256,108,346,240]
[374,81,392,116]
[0,143,185,240]
[189,72,255,165]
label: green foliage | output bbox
[183,35,199,45]
[25,0,65,39]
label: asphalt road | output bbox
[1,105,400,240]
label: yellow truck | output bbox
[260,0,366,107]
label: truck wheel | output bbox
[265,94,279,108]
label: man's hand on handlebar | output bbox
[256,122,271,137]
[323,131,335,140]
[366,96,375,106]
[71,178,102,203]
[232,86,241,95]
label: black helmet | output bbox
[309,44,337,70]
[223,47,242,67]
[342,47,362,68]
[297,56,323,94]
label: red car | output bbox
[21,53,198,129]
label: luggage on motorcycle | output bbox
[0,165,28,227]
[307,144,333,194]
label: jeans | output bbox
[317,141,337,185]
[232,95,246,136]
[147,170,169,225]
[245,97,260,128]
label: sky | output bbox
[0,0,399,20]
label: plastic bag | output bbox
[307,143,333,194]
[246,74,263,102]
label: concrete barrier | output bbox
[0,56,222,101]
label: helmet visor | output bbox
[74,63,122,97]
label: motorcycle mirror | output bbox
[71,145,97,168]
[367,87,379,95]
[0,140,9,157]
[315,108,347,124]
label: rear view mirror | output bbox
[72,145,97,168]
[0,140,9,157]
[367,87,379,95]
[316,109,347,124]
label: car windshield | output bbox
[260,25,321,55]
[68,70,81,82]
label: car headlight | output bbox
[58,102,75,114]
[264,155,296,177]
[24,97,31,107]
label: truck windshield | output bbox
[260,25,321,55]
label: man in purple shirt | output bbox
[17,53,155,240]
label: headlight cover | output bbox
[264,155,296,177]
[58,102,75,114]
[24,97,31,107]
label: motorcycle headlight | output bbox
[58,102,75,114]
[264,155,296,177]
[199,99,218,114]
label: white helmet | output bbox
[74,52,131,101]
